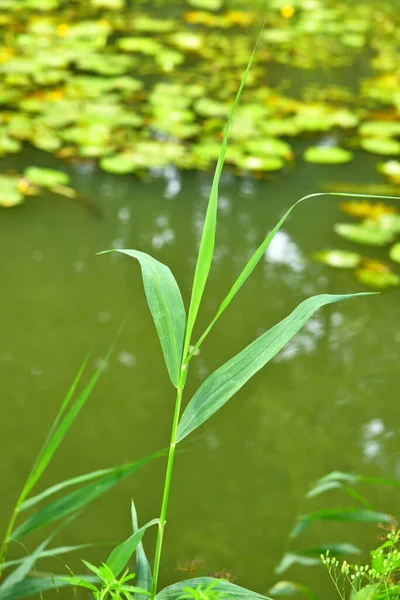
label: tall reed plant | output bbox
[2,35,399,600]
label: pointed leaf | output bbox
[156,578,271,600]
[106,519,159,578]
[290,508,393,539]
[177,293,372,442]
[268,581,317,599]
[12,452,162,539]
[307,471,359,498]
[100,250,185,387]
[0,543,96,570]
[183,29,263,353]
[274,553,320,575]
[0,575,97,600]
[131,501,152,598]
[188,191,400,359]
[300,543,361,557]
[21,465,135,511]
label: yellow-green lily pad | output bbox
[334,222,395,246]
[246,137,292,159]
[360,137,400,156]
[389,243,400,264]
[304,146,353,164]
[24,167,70,188]
[355,266,400,289]
[359,121,400,138]
[0,175,24,207]
[313,249,362,269]
[237,155,284,172]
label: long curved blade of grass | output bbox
[0,575,97,600]
[156,578,270,600]
[131,501,152,600]
[21,465,134,511]
[99,250,186,388]
[183,28,264,355]
[188,191,400,360]
[12,451,163,539]
[24,336,118,498]
[0,543,95,571]
[106,518,159,578]
[290,508,394,539]
[177,293,372,442]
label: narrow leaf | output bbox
[0,540,49,591]
[100,250,186,387]
[0,575,97,600]
[290,508,393,539]
[156,578,271,600]
[131,501,152,598]
[177,293,372,442]
[106,518,159,578]
[58,577,98,592]
[300,543,361,556]
[183,29,264,353]
[21,465,132,511]
[12,452,162,539]
[0,544,96,570]
[189,191,400,359]
[268,581,318,599]
[274,553,320,575]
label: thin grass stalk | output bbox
[151,364,186,599]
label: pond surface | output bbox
[1,140,399,597]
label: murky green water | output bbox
[1,140,399,597]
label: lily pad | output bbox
[313,249,362,269]
[304,146,353,164]
[360,137,400,156]
[24,167,70,188]
[245,137,292,158]
[334,222,395,246]
[355,265,400,289]
[378,160,400,183]
[237,155,285,172]
[389,243,400,263]
[187,0,223,10]
[359,121,400,138]
[0,175,24,207]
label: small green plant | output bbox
[178,581,225,600]
[322,529,400,600]
[2,33,400,600]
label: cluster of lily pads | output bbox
[0,166,76,206]
[0,0,399,202]
[314,197,400,289]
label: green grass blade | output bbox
[131,501,152,599]
[21,466,127,511]
[106,518,159,578]
[177,293,373,442]
[290,508,394,539]
[12,452,162,539]
[0,540,50,591]
[0,544,96,571]
[156,578,270,600]
[188,191,400,359]
[99,250,186,388]
[0,575,97,600]
[183,29,264,355]
[274,553,320,575]
[28,356,89,480]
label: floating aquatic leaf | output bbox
[117,37,163,55]
[340,200,397,219]
[0,175,24,208]
[355,264,400,289]
[24,167,70,188]
[245,137,292,158]
[168,32,203,51]
[360,137,400,156]
[237,155,285,172]
[304,146,353,164]
[100,153,137,174]
[359,121,400,138]
[194,98,230,118]
[364,213,400,234]
[389,243,400,263]
[378,160,400,183]
[334,223,395,246]
[187,0,223,10]
[313,250,362,269]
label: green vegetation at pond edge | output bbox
[314,199,400,289]
[0,0,400,193]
